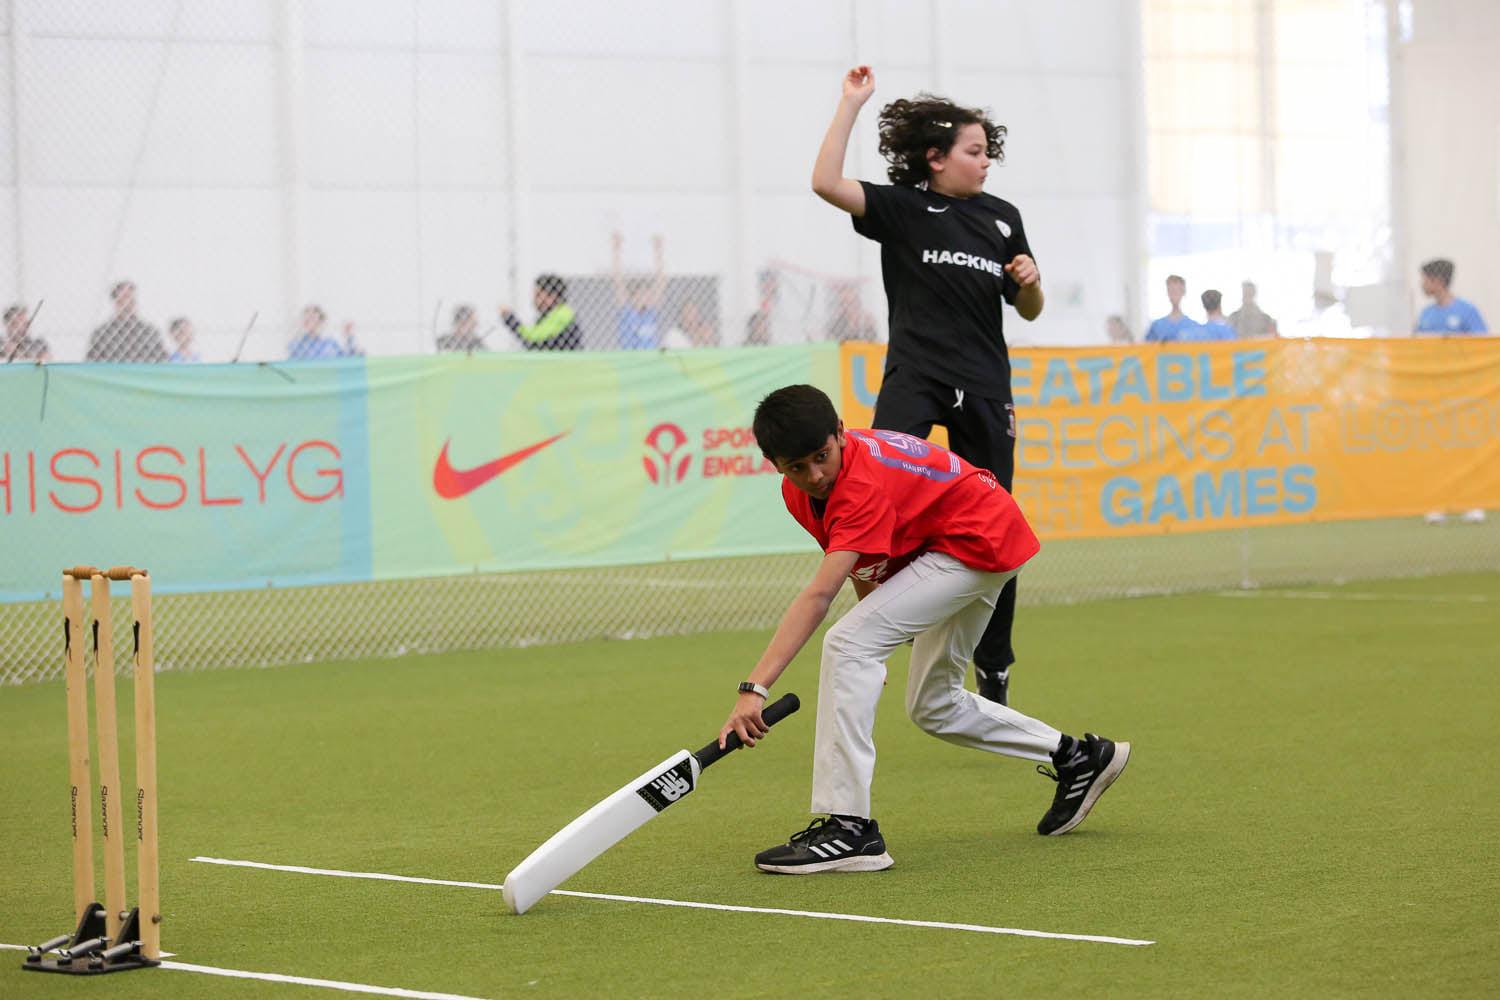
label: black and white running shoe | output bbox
[1036,733,1131,836]
[976,665,1010,705]
[755,816,894,874]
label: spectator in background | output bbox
[437,304,487,353]
[500,274,582,351]
[87,280,168,363]
[166,317,202,362]
[3,303,50,362]
[1145,275,1199,342]
[1191,290,1236,341]
[1229,280,1278,339]
[825,282,878,343]
[1415,258,1488,526]
[663,300,718,349]
[287,304,356,360]
[1415,258,1488,335]
[611,231,667,350]
[1104,314,1132,345]
[745,269,778,346]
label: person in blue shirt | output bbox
[1415,259,1487,335]
[166,317,202,362]
[287,304,356,360]
[1146,275,1201,342]
[1186,289,1236,341]
[1415,258,1489,527]
[611,231,667,350]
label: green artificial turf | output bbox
[2,573,1497,997]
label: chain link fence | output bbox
[4,514,1497,686]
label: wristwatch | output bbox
[738,681,770,699]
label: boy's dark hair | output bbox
[536,273,568,301]
[753,385,839,462]
[1421,258,1454,287]
[168,316,189,335]
[877,94,1006,187]
[1201,289,1222,312]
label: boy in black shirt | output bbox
[812,65,1041,706]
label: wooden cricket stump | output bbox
[24,567,161,975]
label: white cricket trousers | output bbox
[811,550,1063,819]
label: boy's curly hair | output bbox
[876,94,1006,187]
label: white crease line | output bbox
[1,941,486,999]
[1214,589,1492,604]
[191,856,1153,947]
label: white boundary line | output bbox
[1,942,486,999]
[192,856,1154,948]
[1214,589,1493,604]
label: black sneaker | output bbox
[1036,733,1130,836]
[976,665,1009,705]
[755,817,894,874]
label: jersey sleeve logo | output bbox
[853,430,961,482]
[996,219,1012,238]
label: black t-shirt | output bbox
[853,180,1033,398]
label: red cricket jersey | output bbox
[783,429,1040,584]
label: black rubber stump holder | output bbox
[22,903,160,974]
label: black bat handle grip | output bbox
[694,692,801,771]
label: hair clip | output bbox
[933,120,952,128]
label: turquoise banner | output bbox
[0,347,837,602]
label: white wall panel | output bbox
[527,191,731,275]
[303,0,415,49]
[20,39,165,184]
[745,64,842,195]
[304,48,417,188]
[19,186,132,356]
[0,194,18,293]
[113,188,283,358]
[850,0,935,70]
[416,52,508,189]
[520,0,724,58]
[25,0,276,42]
[416,190,511,329]
[302,189,420,351]
[747,0,852,64]
[0,43,13,187]
[135,44,281,187]
[942,0,1127,75]
[524,57,727,191]
[418,0,504,50]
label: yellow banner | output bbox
[842,338,1500,539]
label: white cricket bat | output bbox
[502,693,800,915]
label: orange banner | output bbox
[842,338,1500,538]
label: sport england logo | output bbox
[995,219,1012,238]
[636,758,696,812]
[642,423,692,484]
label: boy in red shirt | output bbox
[720,385,1129,873]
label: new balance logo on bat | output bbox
[636,759,696,812]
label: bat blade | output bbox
[502,693,799,915]
[502,749,701,915]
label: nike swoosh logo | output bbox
[432,431,569,499]
[926,206,949,213]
